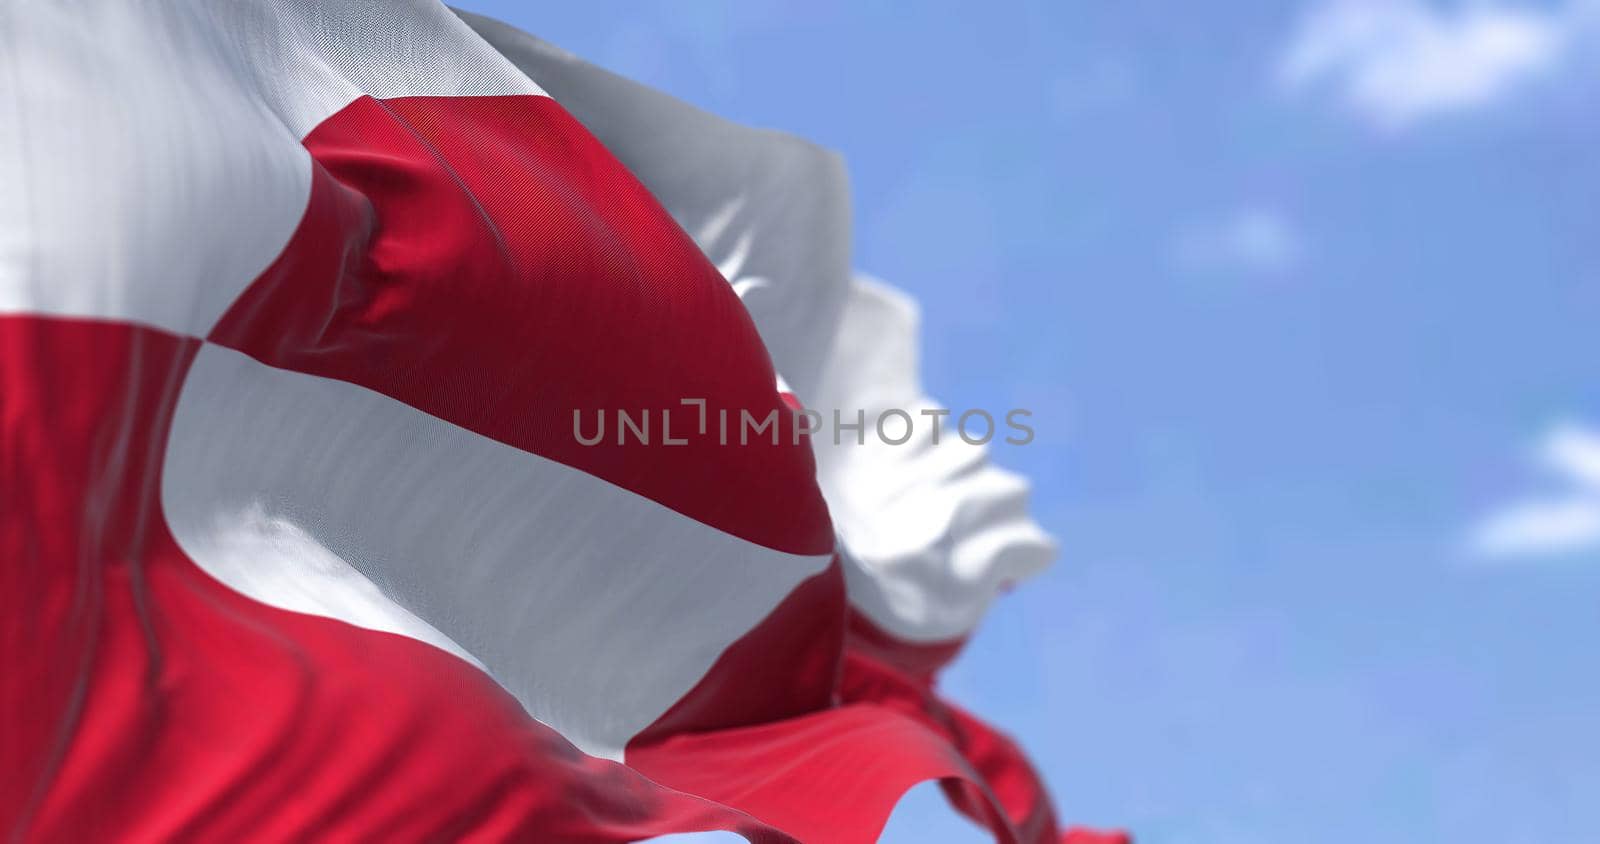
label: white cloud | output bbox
[1279,0,1592,129]
[1176,208,1303,275]
[1470,422,1600,558]
[1541,423,1600,487]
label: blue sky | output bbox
[460,2,1600,841]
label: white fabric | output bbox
[0,2,310,336]
[0,0,542,337]
[812,278,1057,643]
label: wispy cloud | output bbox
[1470,422,1600,559]
[1279,0,1593,129]
[1175,208,1303,276]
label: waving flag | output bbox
[1,2,1124,842]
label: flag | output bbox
[1,2,1125,841]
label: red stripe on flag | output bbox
[209,94,832,556]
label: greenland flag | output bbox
[1,2,1124,842]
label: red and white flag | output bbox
[1,3,1124,842]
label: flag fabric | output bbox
[1,3,1124,842]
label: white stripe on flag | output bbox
[163,343,833,760]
